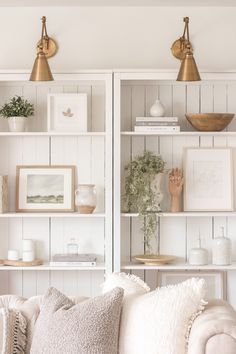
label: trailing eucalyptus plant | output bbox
[0,96,34,118]
[124,151,166,253]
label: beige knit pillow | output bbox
[30,287,124,354]
[0,308,27,354]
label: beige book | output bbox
[0,176,8,213]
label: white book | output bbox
[49,261,97,267]
[134,125,180,132]
[136,117,178,122]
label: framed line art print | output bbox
[16,166,75,212]
[184,147,233,211]
[47,93,87,132]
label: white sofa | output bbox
[0,295,236,354]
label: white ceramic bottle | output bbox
[213,227,231,265]
[189,235,208,265]
[149,99,165,117]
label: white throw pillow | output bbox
[103,275,206,354]
[102,272,150,296]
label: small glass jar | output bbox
[75,184,97,214]
[67,238,78,255]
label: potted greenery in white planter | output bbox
[124,151,166,255]
[0,96,34,132]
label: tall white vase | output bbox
[148,172,164,211]
[8,117,26,132]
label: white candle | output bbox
[22,239,34,252]
[22,251,35,262]
[8,250,19,261]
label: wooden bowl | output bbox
[134,254,176,266]
[185,113,234,132]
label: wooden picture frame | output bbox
[184,147,234,211]
[160,271,225,300]
[47,93,87,132]
[16,165,75,212]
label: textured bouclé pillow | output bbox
[0,308,27,354]
[30,286,123,354]
[103,275,207,354]
[102,272,150,296]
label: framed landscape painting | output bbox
[16,166,75,212]
[184,147,233,211]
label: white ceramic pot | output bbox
[149,99,165,117]
[8,116,26,132]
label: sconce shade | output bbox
[30,50,53,81]
[177,51,201,82]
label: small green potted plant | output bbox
[124,151,166,255]
[0,96,34,132]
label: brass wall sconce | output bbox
[171,17,201,82]
[30,16,58,81]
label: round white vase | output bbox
[149,99,165,117]
[8,117,26,132]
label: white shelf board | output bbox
[0,132,106,137]
[0,263,105,271]
[121,131,236,136]
[122,212,236,217]
[121,262,236,270]
[0,212,106,218]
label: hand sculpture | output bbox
[169,168,184,212]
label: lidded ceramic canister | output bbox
[213,227,231,265]
[189,235,208,265]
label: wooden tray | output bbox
[3,259,43,267]
[134,254,176,266]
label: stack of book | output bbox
[50,254,97,267]
[134,117,180,132]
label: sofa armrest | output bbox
[188,299,236,354]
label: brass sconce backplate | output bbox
[171,38,192,61]
[37,37,58,58]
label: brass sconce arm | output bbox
[171,16,201,82]
[30,16,58,82]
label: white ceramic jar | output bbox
[189,237,208,265]
[149,99,165,117]
[213,227,231,265]
[75,184,97,214]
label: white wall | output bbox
[0,6,236,71]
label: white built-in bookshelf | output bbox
[0,71,112,298]
[114,70,236,308]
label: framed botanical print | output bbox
[16,165,75,212]
[184,147,233,211]
[47,93,87,132]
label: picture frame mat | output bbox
[184,147,234,211]
[47,93,87,132]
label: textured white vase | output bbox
[8,116,26,132]
[149,99,165,117]
[212,227,231,265]
[149,173,164,211]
